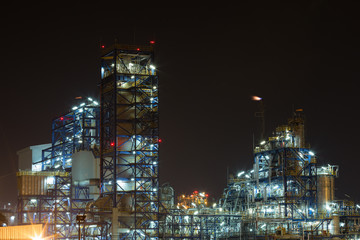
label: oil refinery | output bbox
[9,43,360,239]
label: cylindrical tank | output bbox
[72,150,99,182]
[317,175,335,210]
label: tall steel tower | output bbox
[99,43,159,239]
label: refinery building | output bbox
[9,43,360,239]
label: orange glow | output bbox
[252,96,262,101]
[177,191,209,209]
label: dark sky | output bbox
[1,2,360,204]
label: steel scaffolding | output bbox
[41,99,100,171]
[99,43,159,239]
[17,100,110,239]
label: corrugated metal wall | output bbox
[0,224,43,239]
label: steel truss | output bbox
[41,100,100,171]
[100,44,159,239]
[160,209,242,239]
[17,100,110,239]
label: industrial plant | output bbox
[8,43,360,239]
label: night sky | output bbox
[1,2,360,204]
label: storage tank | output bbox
[72,150,100,182]
[317,175,335,211]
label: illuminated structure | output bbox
[17,99,109,239]
[177,191,209,210]
[17,43,159,240]
[16,42,360,239]
[99,43,159,239]
[160,110,360,239]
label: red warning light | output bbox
[205,194,209,197]
[60,117,64,121]
[150,40,155,44]
[194,190,198,194]
[110,142,115,147]
[101,45,105,49]
[158,138,162,143]
[137,48,140,51]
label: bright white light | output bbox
[309,208,314,212]
[88,97,93,101]
[237,171,245,177]
[260,141,266,145]
[93,101,99,105]
[309,151,315,156]
[325,204,331,211]
[245,174,250,178]
[30,199,37,203]
[46,176,55,185]
[129,63,134,67]
[153,161,157,165]
[150,65,156,70]
[131,75,135,79]
[10,216,15,221]
[250,169,254,173]
[72,106,78,110]
[153,86,157,89]
[213,203,217,208]
[31,234,44,240]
